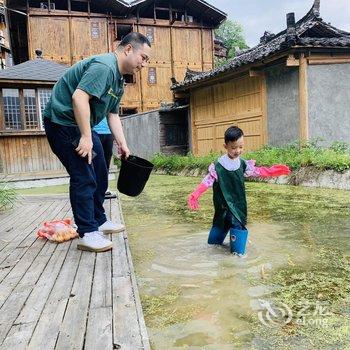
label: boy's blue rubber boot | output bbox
[230,228,248,255]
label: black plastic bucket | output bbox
[117,155,154,197]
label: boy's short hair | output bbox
[224,126,244,143]
[119,32,151,49]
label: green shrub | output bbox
[0,181,16,211]
[151,140,350,173]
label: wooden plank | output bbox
[0,241,57,343]
[116,207,150,350]
[112,232,130,277]
[0,201,36,238]
[0,199,69,287]
[286,54,299,66]
[299,53,309,141]
[0,200,60,261]
[84,308,113,350]
[112,276,143,349]
[0,241,73,349]
[112,197,150,350]
[249,69,264,77]
[0,202,54,278]
[0,200,70,306]
[84,248,113,350]
[307,58,350,65]
[26,241,82,350]
[53,251,95,350]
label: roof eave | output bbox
[0,79,56,85]
[172,48,298,91]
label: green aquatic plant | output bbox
[141,284,203,328]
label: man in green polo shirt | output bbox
[44,32,151,252]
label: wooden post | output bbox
[190,93,197,154]
[210,27,214,68]
[153,0,156,24]
[0,89,4,131]
[299,53,309,141]
[260,73,268,145]
[200,19,204,71]
[68,0,73,65]
[26,2,33,60]
[169,27,175,79]
[35,89,42,129]
[169,4,175,79]
[19,89,26,130]
[106,16,110,52]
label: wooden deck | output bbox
[0,194,149,350]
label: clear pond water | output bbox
[121,175,350,350]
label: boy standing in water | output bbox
[188,126,290,256]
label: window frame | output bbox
[147,67,157,85]
[0,86,52,132]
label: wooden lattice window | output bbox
[148,67,157,85]
[3,88,21,129]
[38,88,52,126]
[91,22,100,40]
[24,89,38,129]
[1,87,52,131]
[146,27,154,44]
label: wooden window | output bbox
[24,89,38,129]
[91,22,100,40]
[3,88,21,130]
[39,2,56,10]
[148,67,157,84]
[124,74,136,84]
[1,87,52,131]
[146,27,154,44]
[38,88,51,123]
[116,25,133,41]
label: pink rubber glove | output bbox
[256,164,291,177]
[188,183,209,210]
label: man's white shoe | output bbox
[99,220,125,234]
[77,231,113,252]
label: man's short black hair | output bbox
[119,32,151,49]
[224,126,244,144]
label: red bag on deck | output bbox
[37,218,78,243]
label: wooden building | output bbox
[172,0,350,155]
[0,52,68,174]
[0,0,11,69]
[214,36,228,59]
[7,0,226,114]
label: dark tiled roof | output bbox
[172,0,350,90]
[0,58,68,82]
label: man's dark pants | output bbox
[44,118,108,237]
[97,133,114,172]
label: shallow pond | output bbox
[121,175,350,350]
